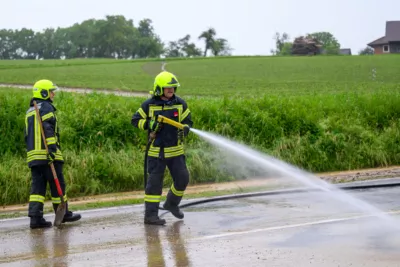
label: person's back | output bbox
[25,79,81,229]
[25,98,63,167]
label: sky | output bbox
[2,0,400,55]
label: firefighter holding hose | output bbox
[131,71,193,225]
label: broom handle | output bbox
[33,101,64,200]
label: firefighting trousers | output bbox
[28,162,67,217]
[144,155,190,217]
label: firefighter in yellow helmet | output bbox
[24,79,81,229]
[131,71,193,225]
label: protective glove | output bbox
[47,144,57,164]
[178,125,190,141]
[178,129,184,141]
[183,125,190,136]
[148,118,162,132]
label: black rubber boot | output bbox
[144,201,166,225]
[62,210,82,223]
[30,216,52,229]
[163,202,184,219]
[54,202,82,223]
[144,215,166,225]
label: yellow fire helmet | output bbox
[32,79,58,100]
[151,71,180,96]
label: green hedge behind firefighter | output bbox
[131,71,193,225]
[25,79,81,229]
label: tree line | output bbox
[0,15,232,60]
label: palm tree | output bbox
[198,27,216,57]
[211,38,230,56]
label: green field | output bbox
[1,55,400,206]
[1,55,399,95]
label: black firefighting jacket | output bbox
[24,98,64,167]
[131,95,193,159]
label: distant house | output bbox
[367,21,400,54]
[339,48,351,56]
[291,36,323,55]
[339,49,352,55]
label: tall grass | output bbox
[0,144,235,205]
[2,87,400,205]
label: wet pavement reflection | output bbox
[1,184,400,266]
[28,225,72,267]
[145,221,190,267]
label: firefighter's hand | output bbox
[178,129,184,141]
[47,144,57,164]
[47,152,56,164]
[149,118,162,132]
[178,125,190,141]
[183,125,190,136]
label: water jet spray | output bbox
[188,128,400,230]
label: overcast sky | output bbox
[2,0,399,55]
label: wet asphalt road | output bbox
[1,179,400,267]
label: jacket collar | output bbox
[29,98,56,110]
[153,94,177,106]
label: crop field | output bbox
[1,55,400,206]
[1,55,400,95]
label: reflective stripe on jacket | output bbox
[131,95,193,159]
[25,98,64,167]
